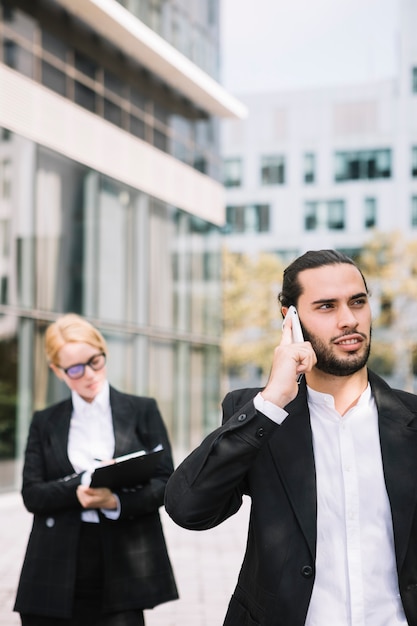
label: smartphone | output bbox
[282,305,304,343]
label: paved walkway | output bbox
[0,490,250,626]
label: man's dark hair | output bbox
[278,249,369,310]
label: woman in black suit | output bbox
[14,313,178,626]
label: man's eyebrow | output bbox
[311,292,368,305]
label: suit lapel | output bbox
[110,387,137,457]
[48,399,75,474]
[370,372,417,571]
[268,381,317,558]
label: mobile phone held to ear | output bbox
[283,306,305,383]
[283,305,304,343]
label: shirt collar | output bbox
[72,380,110,416]
[307,382,371,410]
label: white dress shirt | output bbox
[68,381,119,522]
[254,386,408,625]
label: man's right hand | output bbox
[260,316,317,408]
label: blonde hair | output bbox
[45,313,107,365]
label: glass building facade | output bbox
[0,0,243,491]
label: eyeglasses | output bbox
[58,353,106,380]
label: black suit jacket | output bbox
[165,370,417,626]
[14,386,178,619]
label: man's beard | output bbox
[301,325,371,377]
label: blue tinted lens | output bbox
[66,364,85,379]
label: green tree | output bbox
[222,248,284,382]
[359,231,417,389]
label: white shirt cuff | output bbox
[253,392,288,425]
[101,494,121,520]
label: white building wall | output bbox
[222,0,417,260]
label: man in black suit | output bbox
[165,249,417,626]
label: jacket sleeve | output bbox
[115,398,176,520]
[164,390,279,530]
[21,411,84,515]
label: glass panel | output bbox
[412,147,417,177]
[35,147,87,312]
[3,6,36,42]
[130,87,147,111]
[3,39,33,77]
[74,81,96,112]
[412,67,417,93]
[148,339,174,433]
[154,129,168,152]
[41,60,66,96]
[412,196,417,227]
[364,197,377,228]
[130,115,145,139]
[149,200,174,329]
[0,332,18,462]
[74,51,97,79]
[304,201,317,230]
[223,158,242,187]
[42,30,67,61]
[104,99,122,127]
[261,155,285,185]
[104,69,125,96]
[96,178,127,322]
[327,200,345,230]
[304,152,315,183]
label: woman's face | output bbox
[51,342,107,403]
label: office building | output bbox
[0,0,245,490]
[222,1,417,259]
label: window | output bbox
[412,196,417,227]
[304,153,315,184]
[3,39,33,77]
[74,51,97,79]
[412,67,417,93]
[0,159,11,199]
[226,204,270,233]
[223,158,242,188]
[42,61,66,96]
[42,30,67,61]
[304,200,345,231]
[304,201,318,230]
[334,149,391,181]
[412,147,417,177]
[104,99,122,127]
[261,155,285,185]
[327,200,345,229]
[74,82,96,112]
[364,197,377,228]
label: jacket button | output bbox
[301,565,313,578]
[256,428,265,437]
[46,517,55,528]
[237,413,247,422]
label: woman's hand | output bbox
[77,485,117,510]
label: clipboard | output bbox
[90,445,163,489]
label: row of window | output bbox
[225,196,417,234]
[0,1,220,179]
[114,0,219,79]
[223,147,417,188]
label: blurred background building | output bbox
[222,0,417,258]
[221,0,417,390]
[0,0,246,491]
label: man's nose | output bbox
[337,306,358,329]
